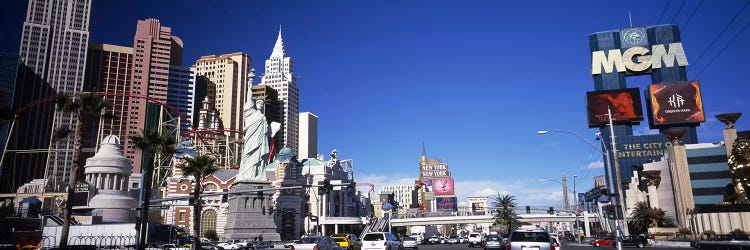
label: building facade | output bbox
[0,53,19,163]
[298,112,318,159]
[83,43,133,149]
[126,18,183,173]
[380,185,414,209]
[260,30,298,154]
[6,0,92,191]
[167,65,196,134]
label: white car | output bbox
[361,232,402,250]
[217,240,245,250]
[402,236,419,249]
[468,232,483,248]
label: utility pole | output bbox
[608,107,624,250]
[574,175,580,244]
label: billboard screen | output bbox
[436,197,457,211]
[586,88,644,127]
[420,163,451,179]
[432,178,455,196]
[649,81,705,126]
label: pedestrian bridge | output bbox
[390,212,598,227]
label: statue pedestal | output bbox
[223,181,281,242]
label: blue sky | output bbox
[2,1,749,207]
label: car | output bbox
[507,226,552,250]
[551,236,561,250]
[401,237,419,249]
[332,234,362,250]
[217,241,243,250]
[200,242,220,250]
[285,240,300,248]
[482,235,503,250]
[590,237,615,247]
[293,236,341,250]
[428,236,440,245]
[251,241,275,249]
[468,232,483,248]
[361,232,401,250]
[447,236,459,244]
[621,235,648,248]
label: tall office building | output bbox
[251,84,282,154]
[260,29,298,154]
[83,43,133,150]
[380,185,415,209]
[167,65,196,134]
[193,52,250,167]
[298,112,317,159]
[5,0,92,191]
[0,53,19,156]
[126,19,183,173]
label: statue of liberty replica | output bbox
[224,78,282,241]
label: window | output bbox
[201,210,217,237]
[178,211,186,222]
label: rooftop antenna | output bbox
[628,11,633,27]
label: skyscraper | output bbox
[260,29,298,154]
[5,0,92,191]
[167,65,196,134]
[298,112,317,159]
[83,43,133,150]
[193,52,250,167]
[126,19,183,173]
[0,53,19,155]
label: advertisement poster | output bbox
[432,178,455,196]
[436,197,457,211]
[586,88,644,127]
[649,81,705,126]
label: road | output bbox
[411,243,689,250]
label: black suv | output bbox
[621,235,648,248]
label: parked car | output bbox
[447,235,459,244]
[218,240,247,250]
[332,234,362,250]
[468,232,483,248]
[590,237,615,247]
[401,236,419,249]
[251,241,275,249]
[200,242,220,250]
[622,235,648,248]
[507,226,552,250]
[293,236,341,250]
[482,235,503,249]
[361,232,401,250]
[428,236,440,245]
[284,240,299,248]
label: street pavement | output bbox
[411,242,691,250]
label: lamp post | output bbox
[537,128,623,250]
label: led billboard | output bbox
[432,178,455,196]
[436,197,457,211]
[586,88,644,127]
[649,81,705,126]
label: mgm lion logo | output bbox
[623,28,645,46]
[729,138,750,201]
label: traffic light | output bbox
[526,206,531,214]
[607,205,617,219]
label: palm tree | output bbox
[629,201,674,234]
[130,128,176,250]
[492,193,519,236]
[179,154,218,250]
[55,92,111,249]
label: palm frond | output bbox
[53,127,73,142]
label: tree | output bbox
[55,93,111,249]
[492,193,520,236]
[130,128,177,250]
[628,201,675,235]
[180,154,218,250]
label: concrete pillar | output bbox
[584,212,591,237]
[335,224,339,234]
[664,130,695,227]
[715,113,741,156]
